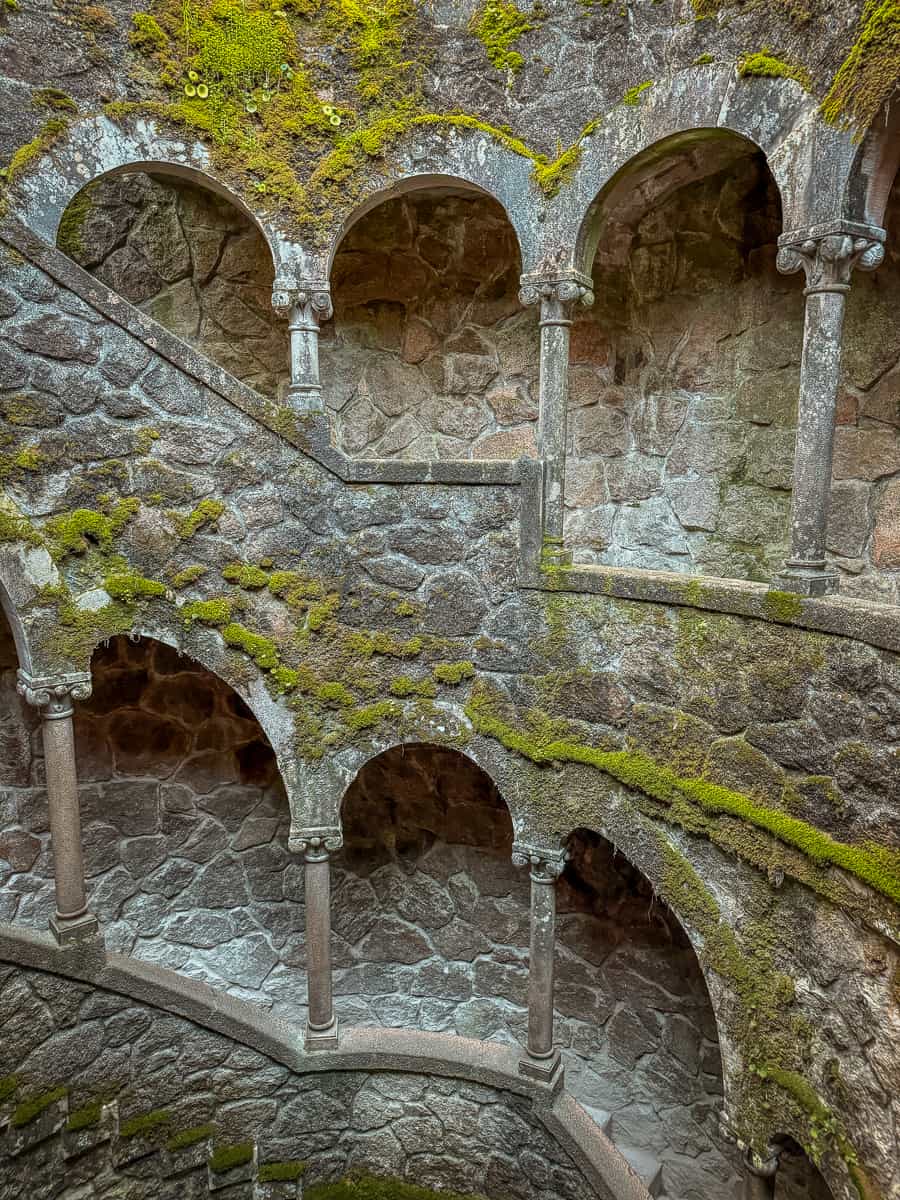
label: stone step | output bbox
[618,1145,664,1197]
[581,1104,612,1134]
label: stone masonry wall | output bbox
[0,961,594,1200]
[53,167,898,600]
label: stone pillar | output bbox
[290,827,342,1049]
[742,1144,780,1200]
[16,670,99,945]
[512,842,568,1086]
[775,222,885,596]
[518,270,594,561]
[272,279,333,413]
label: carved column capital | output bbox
[512,842,569,882]
[17,669,92,718]
[777,220,885,294]
[271,279,333,325]
[289,825,343,859]
[518,270,594,314]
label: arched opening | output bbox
[774,1136,834,1199]
[335,746,741,1198]
[568,131,795,583]
[0,600,40,922]
[56,172,287,398]
[326,184,531,460]
[835,161,900,606]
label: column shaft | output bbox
[537,298,573,545]
[526,864,557,1060]
[304,846,338,1047]
[783,289,847,573]
[289,305,323,400]
[42,703,89,922]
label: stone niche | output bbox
[566,136,798,583]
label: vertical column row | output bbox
[775,222,885,596]
[16,670,99,945]
[290,827,342,1050]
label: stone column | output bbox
[742,1145,780,1200]
[518,270,594,561]
[775,222,885,596]
[272,279,333,413]
[512,842,568,1086]
[290,827,342,1049]
[16,670,99,945]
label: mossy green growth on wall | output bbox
[822,1,900,132]
[465,681,900,906]
[469,0,538,74]
[306,1172,489,1200]
[738,49,811,89]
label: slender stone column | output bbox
[16,670,99,945]
[289,827,342,1049]
[518,270,594,561]
[775,221,885,596]
[742,1144,780,1200]
[272,279,333,413]
[512,841,568,1086]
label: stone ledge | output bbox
[520,561,900,653]
[0,923,652,1200]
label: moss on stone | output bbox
[119,1109,171,1139]
[316,680,357,706]
[222,561,270,589]
[737,49,811,89]
[389,674,437,698]
[469,0,537,74]
[621,80,654,105]
[762,588,804,622]
[171,563,208,588]
[0,505,41,546]
[45,500,138,558]
[822,1,900,132]
[433,660,476,685]
[104,572,167,602]
[306,1173,488,1200]
[182,597,232,625]
[166,1122,215,1151]
[223,622,281,670]
[57,184,96,259]
[341,699,402,731]
[3,116,70,184]
[0,1075,19,1104]
[66,1099,106,1132]
[465,682,900,905]
[173,499,225,538]
[259,1160,308,1182]
[130,10,168,51]
[209,1141,253,1173]
[11,1085,67,1128]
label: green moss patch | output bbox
[465,683,900,905]
[822,1,900,132]
[259,1160,308,1182]
[11,1085,67,1128]
[104,572,167,602]
[737,49,811,89]
[469,0,537,74]
[306,1174,488,1200]
[66,1099,106,1132]
[209,1140,253,1173]
[433,660,475,685]
[0,1075,19,1104]
[119,1108,171,1139]
[166,1122,216,1151]
[173,499,225,539]
[223,561,269,589]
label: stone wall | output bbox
[0,961,594,1200]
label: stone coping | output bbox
[521,562,900,653]
[0,924,652,1200]
[4,217,900,653]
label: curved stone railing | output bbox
[0,924,653,1200]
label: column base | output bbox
[287,384,325,414]
[517,1050,563,1090]
[305,1016,339,1051]
[50,911,100,945]
[773,563,839,597]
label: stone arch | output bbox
[323,179,534,461]
[8,115,307,279]
[770,1134,835,1199]
[841,102,900,228]
[0,575,33,675]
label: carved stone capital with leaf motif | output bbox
[271,279,333,326]
[777,220,885,295]
[17,670,92,719]
[518,270,594,317]
[289,826,344,860]
[512,841,569,883]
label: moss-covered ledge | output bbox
[0,924,653,1200]
[522,560,900,654]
